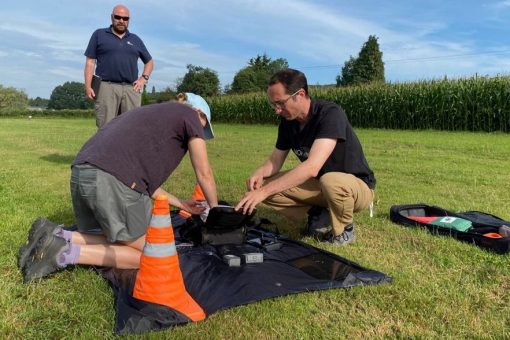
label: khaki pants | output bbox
[95,82,141,128]
[263,171,374,235]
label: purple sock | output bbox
[54,229,72,243]
[57,243,81,267]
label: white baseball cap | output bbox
[185,93,214,140]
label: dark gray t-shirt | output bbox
[73,102,205,195]
[276,99,376,189]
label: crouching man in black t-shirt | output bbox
[235,69,375,247]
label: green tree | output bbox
[141,85,149,105]
[176,64,220,97]
[230,53,289,94]
[47,82,93,109]
[0,85,28,112]
[337,35,385,86]
[230,68,261,93]
[337,57,357,86]
[28,96,49,108]
[154,87,176,103]
[141,87,177,105]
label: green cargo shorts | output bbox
[70,164,151,242]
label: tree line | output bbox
[2,35,384,110]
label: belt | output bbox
[102,80,133,85]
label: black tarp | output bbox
[99,215,392,335]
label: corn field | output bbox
[209,75,510,132]
[7,75,510,132]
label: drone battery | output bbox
[223,254,241,267]
[263,241,282,251]
[242,252,263,264]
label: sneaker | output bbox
[306,206,332,240]
[23,232,68,283]
[18,218,62,270]
[325,224,356,246]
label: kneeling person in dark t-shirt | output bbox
[236,69,375,247]
[21,93,218,282]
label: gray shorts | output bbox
[70,164,151,242]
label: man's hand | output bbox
[235,189,268,215]
[84,57,96,99]
[179,199,207,215]
[86,87,95,100]
[133,77,147,93]
[246,170,265,191]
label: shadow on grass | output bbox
[41,153,75,165]
[255,206,304,239]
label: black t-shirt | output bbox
[276,99,376,189]
[73,102,205,195]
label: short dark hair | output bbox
[268,68,308,95]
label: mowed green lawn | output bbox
[0,118,508,338]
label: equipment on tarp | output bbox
[99,205,392,335]
[390,203,510,254]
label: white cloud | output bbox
[146,41,243,89]
[49,66,83,80]
[0,21,87,51]
[493,0,510,8]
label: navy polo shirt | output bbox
[84,26,152,83]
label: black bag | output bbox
[91,74,101,96]
[202,226,247,245]
[201,206,256,246]
[390,203,510,254]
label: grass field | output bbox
[0,118,509,339]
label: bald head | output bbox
[111,4,130,35]
[112,4,130,16]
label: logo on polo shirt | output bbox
[127,41,134,46]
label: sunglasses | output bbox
[113,14,130,21]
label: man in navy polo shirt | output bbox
[236,69,375,247]
[84,4,154,128]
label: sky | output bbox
[2,0,510,99]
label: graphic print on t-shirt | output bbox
[293,146,310,162]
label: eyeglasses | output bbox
[113,15,130,21]
[269,89,301,110]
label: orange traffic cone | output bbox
[179,183,206,218]
[133,195,205,322]
[191,183,205,201]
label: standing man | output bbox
[84,4,154,128]
[20,93,217,282]
[236,69,375,246]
